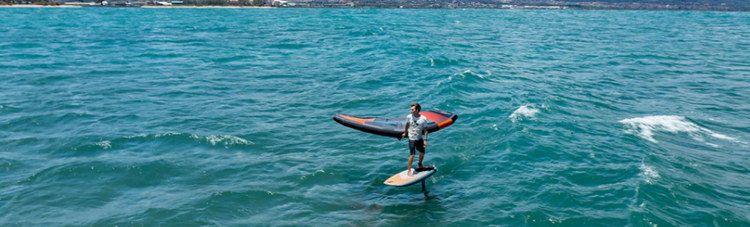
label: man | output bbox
[401,103,432,176]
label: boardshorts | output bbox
[408,139,425,155]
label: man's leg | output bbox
[418,151,425,168]
[416,139,426,169]
[408,140,416,176]
[407,154,415,176]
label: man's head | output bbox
[410,103,421,115]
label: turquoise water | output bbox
[2,8,750,226]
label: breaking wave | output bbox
[619,116,735,144]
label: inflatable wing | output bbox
[333,110,458,138]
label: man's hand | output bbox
[423,141,427,148]
[402,133,406,139]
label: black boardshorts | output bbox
[408,139,425,155]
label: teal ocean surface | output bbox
[1,8,750,226]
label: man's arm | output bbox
[423,127,428,148]
[402,122,410,139]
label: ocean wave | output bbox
[448,69,488,82]
[70,133,254,156]
[427,57,466,68]
[509,104,540,123]
[619,116,736,144]
[125,133,254,148]
[195,135,253,147]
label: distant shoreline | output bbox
[0,4,747,11]
[0,4,275,8]
[0,4,81,7]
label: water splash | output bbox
[509,104,540,123]
[639,163,660,184]
[619,116,735,144]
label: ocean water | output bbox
[1,8,750,226]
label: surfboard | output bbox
[384,167,437,187]
[333,110,457,139]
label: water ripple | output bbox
[1,8,750,226]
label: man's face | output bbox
[411,106,418,115]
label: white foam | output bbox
[549,217,567,224]
[133,133,253,147]
[95,141,112,150]
[619,115,735,143]
[205,135,253,147]
[709,132,734,140]
[156,132,182,138]
[509,104,540,123]
[454,70,485,79]
[466,70,485,79]
[639,163,659,184]
[124,134,148,139]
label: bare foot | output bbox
[407,170,414,177]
